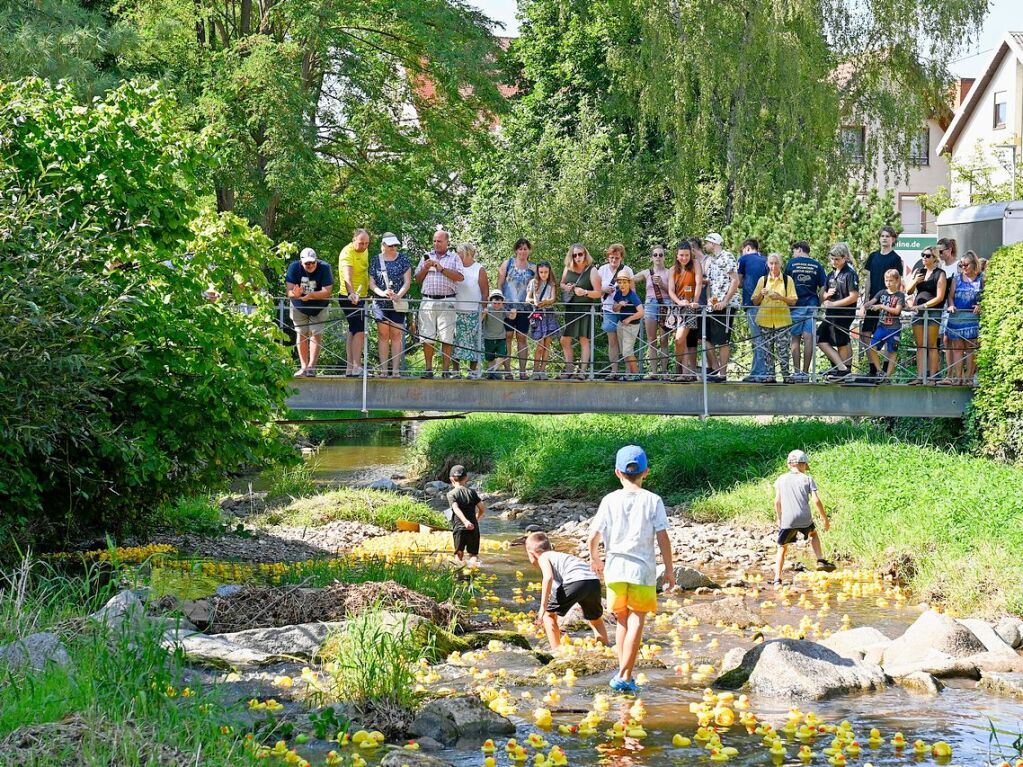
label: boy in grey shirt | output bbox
[481,290,509,379]
[773,449,833,586]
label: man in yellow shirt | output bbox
[751,253,798,382]
[339,228,371,376]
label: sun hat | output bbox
[300,247,317,263]
[381,232,401,247]
[615,445,648,474]
[787,449,809,465]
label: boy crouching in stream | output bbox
[526,532,610,650]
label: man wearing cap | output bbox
[415,229,464,378]
[701,233,739,380]
[597,244,629,378]
[286,247,334,377]
[773,449,834,586]
[338,228,371,376]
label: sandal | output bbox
[907,378,922,386]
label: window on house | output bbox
[899,195,925,234]
[841,126,866,163]
[910,127,930,166]
[994,91,1007,129]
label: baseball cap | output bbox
[488,290,505,300]
[703,232,724,246]
[299,247,317,263]
[449,465,467,479]
[787,449,809,465]
[615,445,648,475]
[381,232,400,247]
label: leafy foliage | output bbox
[723,186,900,263]
[0,78,293,555]
[970,243,1023,463]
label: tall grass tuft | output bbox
[257,488,445,530]
[261,460,316,499]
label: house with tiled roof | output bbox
[937,32,1023,205]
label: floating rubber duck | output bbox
[629,700,647,720]
[932,741,953,758]
[769,742,786,760]
[505,739,518,752]
[694,726,714,742]
[714,708,736,727]
[325,752,343,767]
[404,742,420,751]
[867,728,884,747]
[672,734,692,747]
[709,748,730,762]
[350,756,366,767]
[482,740,496,755]
[846,740,862,756]
[270,741,289,758]
[626,724,647,739]
[912,739,928,756]
[798,745,814,762]
[533,708,553,728]
[604,722,626,739]
[891,732,907,749]
[557,725,577,735]
[526,733,549,749]
[510,746,528,762]
[548,747,567,766]
[533,754,548,767]
[828,754,847,766]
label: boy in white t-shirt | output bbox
[587,445,675,693]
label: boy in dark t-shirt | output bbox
[446,465,486,567]
[865,269,905,382]
[859,227,903,376]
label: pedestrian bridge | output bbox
[286,377,972,418]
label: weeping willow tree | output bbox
[471,0,989,242]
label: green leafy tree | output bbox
[112,0,509,250]
[0,78,293,554]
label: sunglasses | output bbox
[652,253,665,257]
[959,261,972,268]
[572,252,586,258]
[922,251,935,258]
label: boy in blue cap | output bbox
[587,445,674,693]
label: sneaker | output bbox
[304,367,317,377]
[816,558,836,572]
[609,674,638,693]
[773,578,783,588]
[421,370,434,380]
[294,367,307,377]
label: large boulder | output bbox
[714,639,888,700]
[169,621,345,666]
[89,590,148,630]
[896,671,944,695]
[680,597,764,628]
[978,671,1023,699]
[380,749,453,767]
[657,566,718,591]
[408,696,515,746]
[994,617,1023,650]
[821,627,892,661]
[0,632,71,672]
[881,611,1023,677]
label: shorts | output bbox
[870,325,901,353]
[817,314,853,348]
[484,337,508,360]
[419,298,456,345]
[912,308,942,329]
[547,579,603,620]
[859,313,879,335]
[644,299,665,325]
[617,321,640,358]
[606,582,657,614]
[705,308,734,346]
[376,309,406,326]
[777,525,816,546]
[290,306,329,339]
[789,306,817,336]
[601,309,619,334]
[504,310,531,335]
[341,302,366,334]
[561,304,595,339]
[452,528,480,556]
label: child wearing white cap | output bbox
[773,449,834,586]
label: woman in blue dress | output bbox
[942,250,983,386]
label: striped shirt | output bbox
[418,250,463,296]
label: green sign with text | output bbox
[896,234,938,252]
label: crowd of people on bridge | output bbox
[285,226,985,384]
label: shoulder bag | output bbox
[379,254,409,313]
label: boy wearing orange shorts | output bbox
[587,445,674,693]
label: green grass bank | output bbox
[255,488,445,530]
[412,414,1023,615]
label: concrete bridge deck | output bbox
[287,377,971,418]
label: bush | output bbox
[970,242,1023,463]
[0,78,293,556]
[690,440,1023,615]
[257,489,445,530]
[412,414,867,503]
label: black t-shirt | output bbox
[446,486,480,531]
[911,266,945,307]
[864,250,903,297]
[286,260,334,315]
[825,264,859,318]
[872,289,905,327]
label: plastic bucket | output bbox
[395,520,420,532]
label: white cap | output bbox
[381,232,400,247]
[787,449,809,465]
[704,232,724,246]
[300,247,317,263]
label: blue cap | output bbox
[615,445,648,474]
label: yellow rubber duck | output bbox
[823,737,843,756]
[510,746,528,762]
[709,748,730,762]
[846,740,862,756]
[351,756,366,767]
[325,752,343,767]
[672,734,691,747]
[798,745,814,762]
[605,722,626,739]
[912,739,928,755]
[270,741,289,758]
[533,708,553,728]
[694,726,713,743]
[505,739,519,752]
[533,754,548,767]
[769,742,786,760]
[626,724,647,739]
[484,759,497,767]
[867,728,884,747]
[932,741,952,758]
[891,732,907,749]
[828,754,847,766]
[714,708,736,727]
[482,740,496,754]
[548,747,567,766]
[526,733,549,749]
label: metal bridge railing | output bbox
[271,296,979,407]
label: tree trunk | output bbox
[240,0,251,35]
[722,6,754,225]
[216,187,235,211]
[262,193,280,236]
